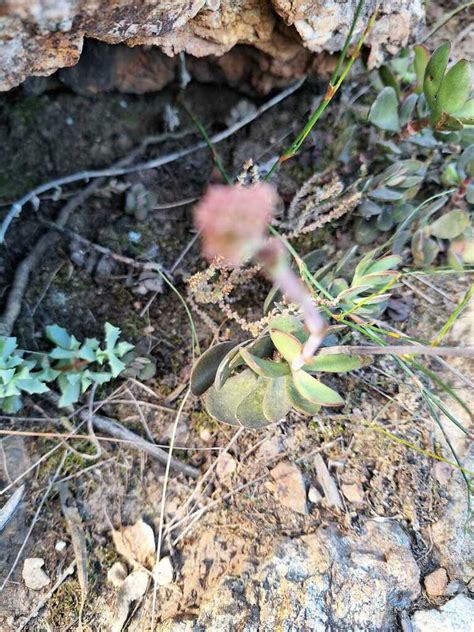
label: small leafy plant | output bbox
[0,323,136,413]
[191,313,370,428]
[191,252,402,428]
[369,42,473,134]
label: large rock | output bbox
[0,1,424,91]
[169,520,420,631]
[411,594,474,632]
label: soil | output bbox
[0,11,473,631]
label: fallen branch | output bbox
[0,79,305,242]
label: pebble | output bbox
[107,561,128,588]
[270,461,308,515]
[424,567,448,597]
[22,558,51,590]
[341,483,364,504]
[55,540,67,552]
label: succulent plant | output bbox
[355,160,427,244]
[0,322,135,412]
[0,337,50,414]
[369,43,473,134]
[326,252,402,318]
[191,314,371,428]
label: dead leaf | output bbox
[112,519,156,569]
[22,558,50,590]
[112,569,149,632]
[154,555,173,586]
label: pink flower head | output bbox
[194,183,277,265]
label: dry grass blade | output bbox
[58,483,88,623]
[0,484,24,532]
[314,454,344,510]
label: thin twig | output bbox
[419,0,474,43]
[0,80,305,242]
[151,388,191,629]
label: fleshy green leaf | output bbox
[304,353,370,373]
[190,341,237,396]
[286,377,321,416]
[368,87,400,132]
[423,42,450,107]
[411,229,439,266]
[292,370,344,407]
[263,377,292,422]
[430,210,470,240]
[414,45,429,93]
[46,325,72,349]
[437,60,472,115]
[205,369,257,426]
[269,330,302,365]
[240,348,290,378]
[235,378,270,429]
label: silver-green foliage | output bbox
[0,323,134,412]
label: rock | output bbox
[177,520,420,631]
[308,485,322,504]
[22,558,50,590]
[411,594,474,632]
[154,555,174,586]
[107,562,128,588]
[424,568,448,598]
[270,461,308,515]
[0,1,425,91]
[341,482,364,504]
[55,540,67,552]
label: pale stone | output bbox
[424,567,448,597]
[411,594,474,632]
[270,461,308,515]
[22,558,50,591]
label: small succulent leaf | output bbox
[235,378,270,428]
[303,353,370,373]
[411,229,439,266]
[0,368,15,384]
[15,378,49,395]
[414,45,430,93]
[214,344,246,391]
[268,315,308,343]
[0,337,18,361]
[78,344,97,363]
[365,255,402,275]
[358,199,383,218]
[379,65,400,97]
[454,98,474,124]
[246,334,275,358]
[368,187,405,202]
[191,341,238,396]
[434,112,464,131]
[286,377,321,416]
[46,325,72,349]
[376,209,395,232]
[58,379,81,407]
[292,370,344,407]
[430,210,470,240]
[368,87,400,132]
[263,284,281,314]
[49,348,79,360]
[354,218,379,245]
[269,330,302,364]
[205,369,257,426]
[1,395,22,414]
[423,42,450,107]
[263,377,292,422]
[107,355,127,378]
[84,370,113,385]
[240,348,290,378]
[104,322,121,349]
[437,60,472,115]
